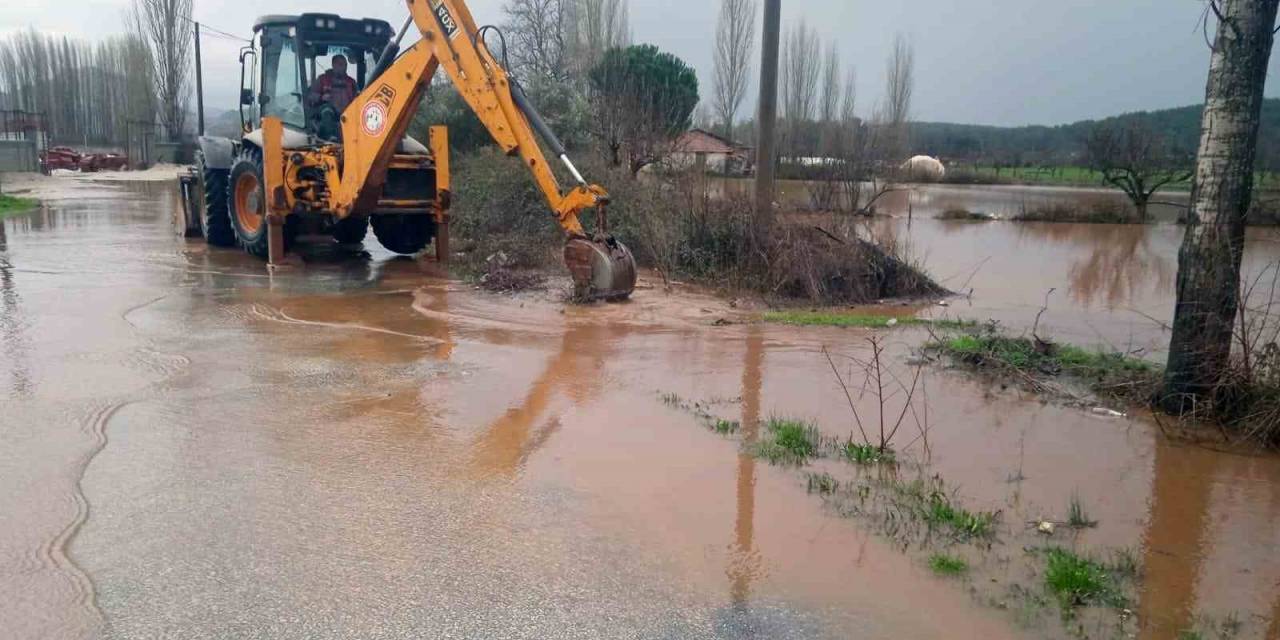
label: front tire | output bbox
[371,214,435,255]
[227,148,295,259]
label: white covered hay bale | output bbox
[900,155,946,181]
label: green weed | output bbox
[841,441,896,465]
[752,418,825,465]
[928,553,969,576]
[713,419,740,435]
[923,493,997,538]
[1043,548,1125,608]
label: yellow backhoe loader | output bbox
[179,0,636,300]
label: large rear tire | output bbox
[371,214,435,255]
[332,216,369,244]
[197,151,235,247]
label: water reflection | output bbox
[0,220,32,398]
[470,321,618,478]
[728,328,764,607]
[1014,223,1173,310]
[1138,438,1219,639]
[1136,436,1280,638]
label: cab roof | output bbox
[252,13,393,50]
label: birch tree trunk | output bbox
[1162,0,1279,408]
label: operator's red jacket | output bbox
[309,70,356,113]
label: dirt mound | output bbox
[768,224,947,303]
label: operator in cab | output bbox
[309,54,356,112]
[308,54,356,140]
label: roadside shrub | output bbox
[1012,201,1135,224]
[449,149,565,268]
[448,148,944,304]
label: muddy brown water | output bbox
[1,178,1278,639]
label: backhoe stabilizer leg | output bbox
[267,214,286,267]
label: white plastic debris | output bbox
[1090,407,1126,418]
[886,318,898,326]
[1037,521,1055,535]
[936,300,950,307]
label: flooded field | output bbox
[2,178,1279,639]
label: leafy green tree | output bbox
[588,44,699,174]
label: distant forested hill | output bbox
[911,98,1280,168]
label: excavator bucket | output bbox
[564,237,637,301]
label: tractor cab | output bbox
[240,13,393,140]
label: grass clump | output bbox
[752,418,825,465]
[763,310,970,329]
[713,419,740,435]
[806,472,838,495]
[841,440,896,465]
[1067,493,1098,528]
[923,493,998,538]
[1043,548,1125,608]
[928,553,969,576]
[0,193,36,217]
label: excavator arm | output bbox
[323,0,635,298]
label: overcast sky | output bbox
[3,0,1278,126]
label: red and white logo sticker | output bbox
[361,100,388,136]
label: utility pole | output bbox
[194,21,205,137]
[754,0,780,224]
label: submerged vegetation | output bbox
[928,553,969,576]
[1066,493,1098,529]
[660,383,1162,636]
[926,323,1160,405]
[762,310,969,329]
[752,418,826,465]
[1011,201,1136,224]
[1042,548,1127,609]
[927,319,1280,447]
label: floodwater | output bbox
[1,177,1278,639]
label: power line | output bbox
[177,15,251,44]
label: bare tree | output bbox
[712,0,756,140]
[781,20,819,159]
[567,0,630,77]
[883,34,914,163]
[128,0,192,140]
[818,42,840,153]
[840,66,857,128]
[502,0,572,81]
[1084,120,1191,222]
[0,30,153,146]
[1163,0,1280,408]
[819,43,840,126]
